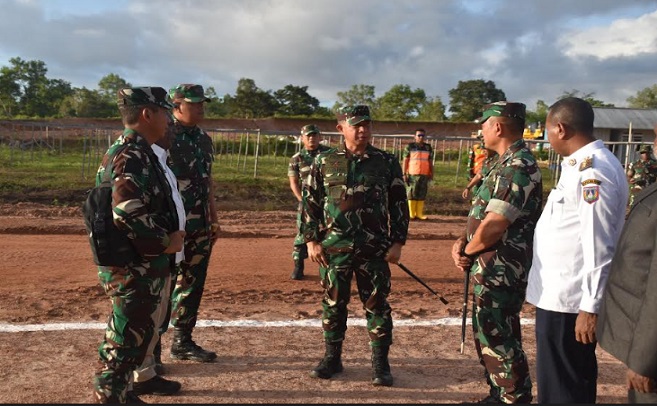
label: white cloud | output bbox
[562,10,657,59]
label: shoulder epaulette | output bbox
[579,156,593,171]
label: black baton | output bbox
[396,262,449,305]
[460,267,470,354]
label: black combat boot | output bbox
[371,345,393,387]
[154,338,164,375]
[290,259,304,280]
[309,341,343,379]
[170,328,217,362]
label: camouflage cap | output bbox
[301,124,320,136]
[169,84,211,103]
[117,87,173,109]
[336,105,371,125]
[476,101,526,123]
[639,145,653,154]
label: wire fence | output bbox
[0,123,649,188]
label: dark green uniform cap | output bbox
[301,124,320,136]
[117,87,173,109]
[169,84,211,103]
[639,145,653,154]
[336,104,371,125]
[476,101,526,123]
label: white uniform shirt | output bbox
[526,140,628,314]
[151,144,186,264]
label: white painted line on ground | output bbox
[0,317,535,333]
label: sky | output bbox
[2,0,657,114]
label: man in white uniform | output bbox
[132,129,187,396]
[526,97,628,403]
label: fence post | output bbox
[253,129,261,179]
[455,139,463,185]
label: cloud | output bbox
[1,0,656,112]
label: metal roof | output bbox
[593,107,657,130]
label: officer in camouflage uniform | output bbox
[166,84,219,363]
[452,102,542,404]
[402,128,434,220]
[301,105,409,387]
[92,87,186,404]
[287,124,331,280]
[626,144,657,207]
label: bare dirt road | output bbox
[0,205,627,403]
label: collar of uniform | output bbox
[172,118,199,135]
[338,143,371,161]
[561,139,604,169]
[122,128,148,147]
[496,138,526,166]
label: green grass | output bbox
[0,143,558,214]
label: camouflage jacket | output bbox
[301,143,409,260]
[167,119,215,232]
[287,145,332,188]
[96,129,179,277]
[628,158,657,189]
[466,139,543,299]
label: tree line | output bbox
[1,56,656,124]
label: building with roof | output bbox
[593,107,657,165]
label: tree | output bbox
[558,89,614,107]
[273,84,319,116]
[98,73,131,102]
[375,84,426,121]
[0,65,20,117]
[59,87,116,118]
[232,78,277,118]
[333,84,377,113]
[448,79,506,122]
[627,84,657,109]
[416,96,446,122]
[525,100,549,127]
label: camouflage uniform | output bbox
[465,138,542,403]
[92,87,179,403]
[301,143,409,346]
[402,142,433,200]
[289,143,332,261]
[167,116,215,332]
[627,149,657,207]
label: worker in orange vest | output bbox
[403,129,434,220]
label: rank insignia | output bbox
[579,156,593,171]
[568,158,577,166]
[583,185,600,204]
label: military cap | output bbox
[476,101,526,123]
[639,145,653,154]
[301,124,320,136]
[169,84,211,103]
[117,87,173,109]
[336,105,371,125]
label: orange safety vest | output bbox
[472,145,487,175]
[408,150,432,176]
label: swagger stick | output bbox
[396,262,449,305]
[460,267,470,354]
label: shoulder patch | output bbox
[579,156,593,171]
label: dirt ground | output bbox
[0,204,627,404]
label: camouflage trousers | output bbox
[292,208,308,261]
[471,291,533,404]
[93,267,165,403]
[406,175,430,200]
[318,252,393,347]
[170,230,213,331]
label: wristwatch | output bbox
[460,245,476,259]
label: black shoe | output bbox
[171,332,217,363]
[309,342,343,379]
[290,260,304,280]
[154,363,165,376]
[474,395,502,404]
[371,346,393,387]
[126,391,147,403]
[132,376,181,396]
